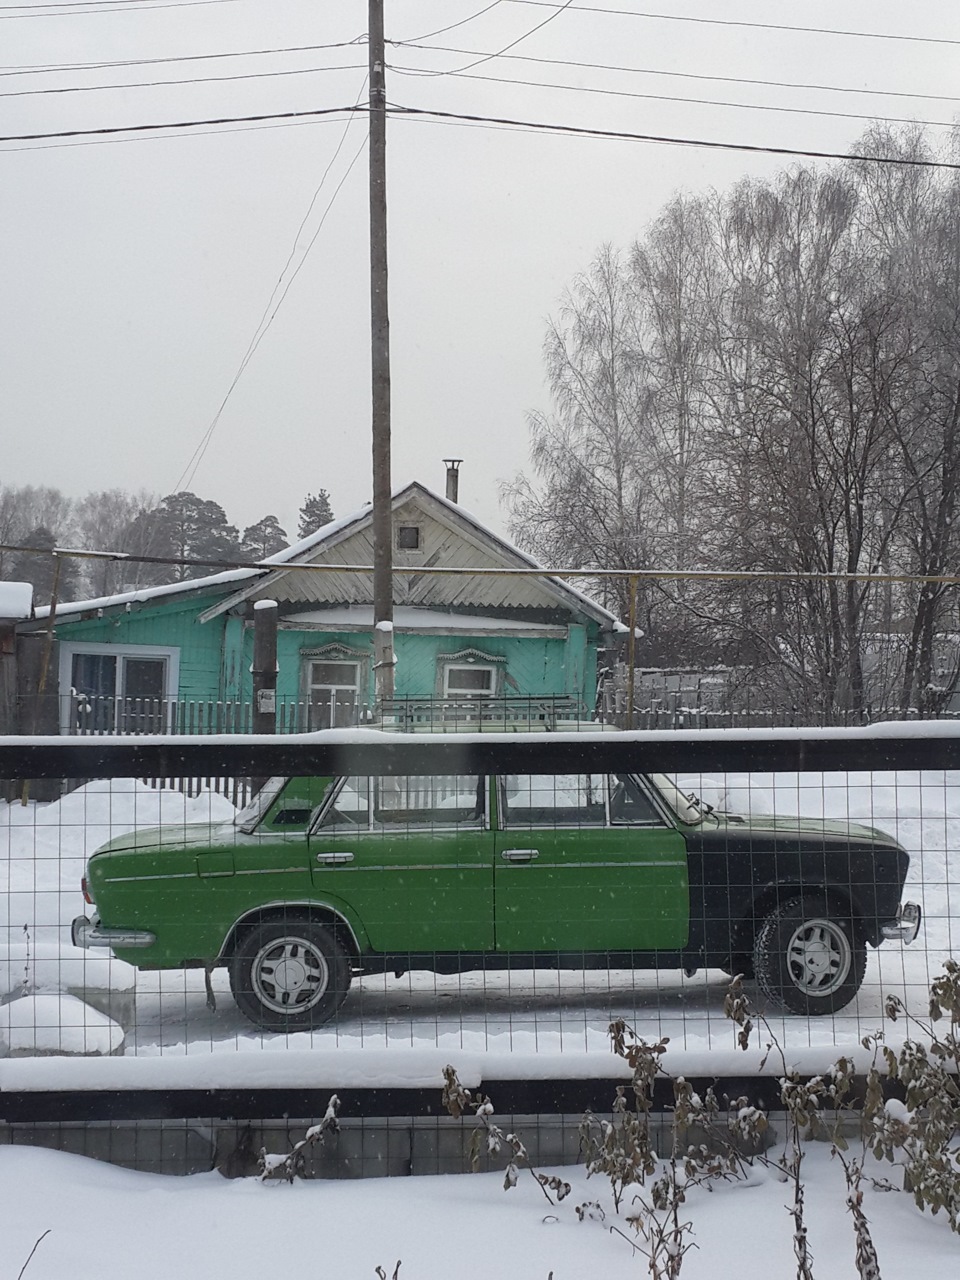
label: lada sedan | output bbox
[72,770,920,1031]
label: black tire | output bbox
[753,895,866,1016]
[229,919,351,1031]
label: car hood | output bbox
[713,812,900,846]
[90,822,238,857]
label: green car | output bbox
[72,769,920,1031]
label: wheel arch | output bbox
[732,882,863,958]
[219,901,363,964]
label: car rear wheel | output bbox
[754,895,866,1016]
[229,919,351,1031]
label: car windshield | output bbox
[648,773,714,825]
[233,777,286,831]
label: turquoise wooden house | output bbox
[12,484,623,735]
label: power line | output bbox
[0,111,357,152]
[10,44,952,119]
[0,102,364,143]
[391,41,960,108]
[401,0,505,43]
[430,0,577,77]
[385,102,960,169]
[386,64,955,132]
[9,538,960,587]
[4,98,956,168]
[0,0,257,17]
[0,38,364,77]
[174,88,368,492]
[505,0,960,48]
[0,60,366,98]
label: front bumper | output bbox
[71,913,156,950]
[881,901,922,944]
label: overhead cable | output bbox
[385,102,960,169]
[0,61,366,98]
[173,87,368,493]
[0,102,362,143]
[387,63,955,131]
[9,539,960,587]
[401,0,505,43]
[430,0,576,77]
[505,0,960,48]
[389,41,960,108]
[0,38,364,77]
[5,101,957,169]
[0,0,256,17]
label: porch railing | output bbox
[59,693,591,737]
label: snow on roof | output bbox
[0,581,33,620]
[282,605,567,634]
[31,565,259,621]
[29,506,360,621]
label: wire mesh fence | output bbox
[0,730,949,1085]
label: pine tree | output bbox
[8,524,79,606]
[148,492,241,580]
[241,515,288,561]
[297,491,334,540]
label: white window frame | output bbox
[437,647,505,699]
[301,644,368,729]
[441,662,499,698]
[57,642,180,733]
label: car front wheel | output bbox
[753,895,866,1016]
[229,919,351,1031]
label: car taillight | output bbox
[81,876,93,906]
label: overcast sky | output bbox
[3,1,958,545]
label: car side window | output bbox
[501,773,607,827]
[609,773,667,826]
[374,775,485,829]
[317,775,484,831]
[317,776,371,828]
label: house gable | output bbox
[199,484,620,631]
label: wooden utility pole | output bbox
[369,0,395,704]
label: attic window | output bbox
[396,525,421,550]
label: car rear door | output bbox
[493,772,689,952]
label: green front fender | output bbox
[215,892,373,963]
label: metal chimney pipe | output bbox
[443,458,462,503]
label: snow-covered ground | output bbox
[2,1141,957,1279]
[0,771,956,1081]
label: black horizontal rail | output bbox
[1,726,959,779]
[0,1075,808,1123]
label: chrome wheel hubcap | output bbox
[786,919,851,997]
[252,936,329,1014]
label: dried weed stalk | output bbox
[441,1064,571,1205]
[257,1094,341,1183]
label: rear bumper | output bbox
[71,914,156,950]
[880,901,921,943]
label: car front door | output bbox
[309,774,494,953]
[493,772,689,952]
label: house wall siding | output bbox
[249,625,594,707]
[50,596,227,702]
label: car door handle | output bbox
[315,851,354,864]
[500,848,539,862]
